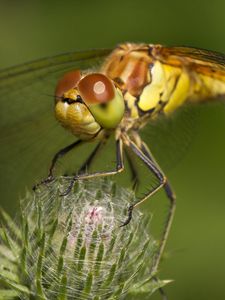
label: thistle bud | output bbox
[0,178,168,299]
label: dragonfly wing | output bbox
[0,49,111,209]
[154,45,225,77]
[140,104,200,172]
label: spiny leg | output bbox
[33,139,83,190]
[122,133,176,275]
[60,138,124,196]
[121,133,166,226]
[140,140,176,201]
[78,139,107,174]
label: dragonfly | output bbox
[0,43,225,276]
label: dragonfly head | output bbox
[55,70,125,140]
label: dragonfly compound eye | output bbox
[78,73,125,129]
[55,70,81,99]
[78,73,115,104]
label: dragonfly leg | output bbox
[140,140,176,201]
[124,148,140,191]
[121,134,166,226]
[121,133,176,275]
[33,139,83,190]
[77,139,107,175]
[60,139,124,196]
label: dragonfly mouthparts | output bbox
[62,96,83,105]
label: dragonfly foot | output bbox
[120,205,134,227]
[60,178,76,196]
[32,175,54,191]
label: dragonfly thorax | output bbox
[101,43,153,98]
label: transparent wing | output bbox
[155,46,225,78]
[158,46,225,66]
[0,49,111,209]
[140,104,199,172]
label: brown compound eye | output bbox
[55,70,81,98]
[78,73,115,104]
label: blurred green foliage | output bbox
[0,0,225,299]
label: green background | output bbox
[0,0,225,299]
